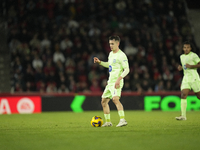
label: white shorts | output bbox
[101,85,122,99]
[181,81,200,93]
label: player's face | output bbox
[109,40,119,51]
[183,44,192,54]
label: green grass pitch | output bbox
[0,111,200,150]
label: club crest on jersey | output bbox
[113,59,116,63]
[184,64,187,70]
[109,65,112,72]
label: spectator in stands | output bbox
[123,81,131,92]
[124,43,138,56]
[135,83,143,94]
[25,81,35,92]
[77,81,90,93]
[24,65,35,83]
[131,73,142,91]
[32,55,43,70]
[90,80,101,92]
[58,75,68,88]
[88,26,101,37]
[68,75,76,92]
[58,84,69,93]
[162,68,173,81]
[14,82,23,92]
[46,81,57,93]
[155,80,165,92]
[35,67,45,82]
[41,34,51,50]
[55,60,65,73]
[29,34,41,49]
[141,80,151,92]
[165,80,173,91]
[9,39,21,52]
[60,37,73,51]
[53,46,65,63]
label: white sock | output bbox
[181,99,187,117]
[120,118,125,121]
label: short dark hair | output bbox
[183,41,195,51]
[109,35,120,42]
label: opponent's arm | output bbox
[93,57,109,68]
[186,62,200,69]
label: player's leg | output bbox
[192,81,200,99]
[112,96,125,120]
[195,92,200,99]
[101,98,110,114]
[101,98,111,120]
[101,98,113,127]
[111,87,127,127]
[101,86,113,127]
[176,88,190,120]
[112,96,123,111]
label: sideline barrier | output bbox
[0,96,41,114]
[0,92,200,114]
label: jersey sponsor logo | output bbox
[109,65,112,72]
[184,65,187,70]
[113,59,116,63]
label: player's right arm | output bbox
[93,57,109,68]
[178,56,183,71]
[178,65,183,71]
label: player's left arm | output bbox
[115,55,130,89]
[186,53,200,69]
[115,68,130,89]
[186,62,200,69]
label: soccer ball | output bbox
[91,116,103,127]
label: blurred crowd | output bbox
[7,0,199,93]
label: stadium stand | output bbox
[6,0,199,93]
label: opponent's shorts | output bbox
[101,85,122,99]
[181,81,200,93]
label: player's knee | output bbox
[181,92,187,99]
[101,99,107,107]
[112,97,119,105]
